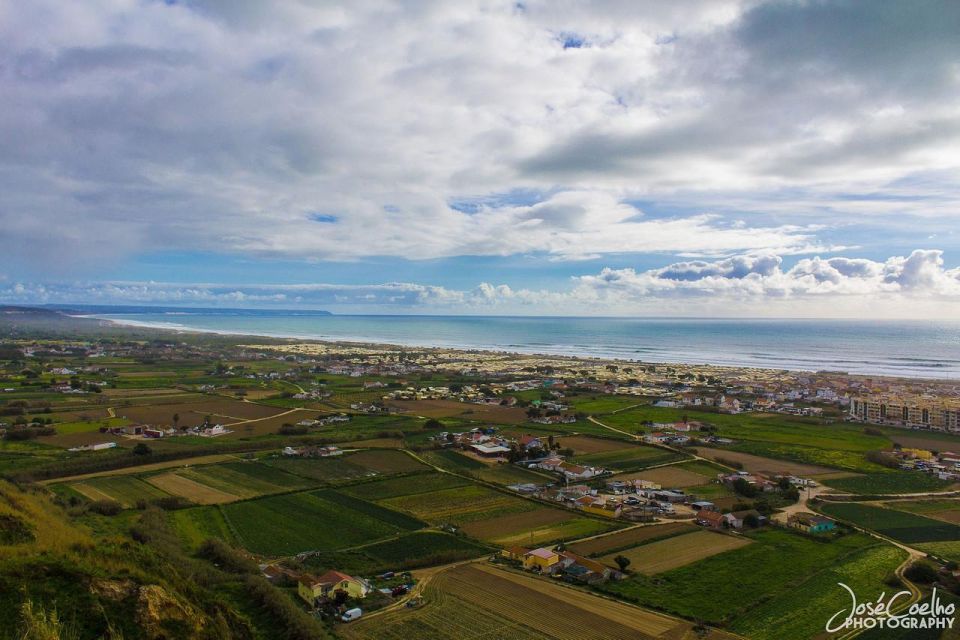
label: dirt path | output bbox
[586,415,637,440]
[222,407,302,425]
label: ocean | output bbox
[72,308,960,380]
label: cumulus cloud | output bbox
[575,250,960,303]
[5,250,960,318]
[1,0,959,276]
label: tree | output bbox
[904,561,939,584]
[133,443,152,456]
[172,413,180,428]
[613,555,631,572]
[732,477,758,498]
[424,418,443,431]
[743,513,760,528]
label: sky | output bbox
[1,0,960,317]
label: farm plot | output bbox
[421,449,487,472]
[263,456,378,485]
[567,522,696,557]
[600,530,751,574]
[473,464,550,486]
[340,473,470,501]
[69,475,171,507]
[146,472,239,505]
[913,540,960,562]
[460,507,617,547]
[599,529,882,626]
[341,563,736,640]
[222,490,425,556]
[819,502,960,543]
[730,544,906,640]
[175,462,311,499]
[822,471,954,494]
[380,484,538,526]
[555,435,636,455]
[168,506,237,549]
[612,465,713,488]
[883,499,960,524]
[692,447,836,476]
[353,531,490,571]
[347,449,426,474]
[573,446,686,472]
[116,399,283,425]
[387,399,529,424]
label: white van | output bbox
[341,608,362,623]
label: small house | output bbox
[523,548,561,573]
[298,570,372,604]
[696,509,725,529]
[788,513,836,534]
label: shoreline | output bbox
[86,314,960,384]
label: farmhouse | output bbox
[470,443,511,457]
[788,513,836,534]
[558,551,615,583]
[500,546,530,561]
[559,462,603,480]
[297,570,372,605]
[696,509,725,529]
[579,499,622,519]
[517,434,542,450]
[523,548,561,573]
[723,509,764,530]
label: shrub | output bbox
[904,561,939,584]
[89,500,122,516]
[198,538,258,574]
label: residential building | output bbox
[523,548,561,572]
[696,509,725,528]
[850,395,960,432]
[788,512,836,534]
[298,570,371,605]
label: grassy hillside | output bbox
[0,479,332,639]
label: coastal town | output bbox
[0,311,959,638]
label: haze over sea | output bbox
[73,307,960,380]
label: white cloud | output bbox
[5,250,960,318]
[1,1,959,275]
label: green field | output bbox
[421,449,487,472]
[603,404,891,454]
[70,475,171,507]
[882,498,960,515]
[572,445,686,472]
[222,490,425,556]
[821,471,953,494]
[599,529,886,626]
[168,505,237,549]
[730,441,883,472]
[263,455,379,484]
[731,543,907,639]
[177,461,312,498]
[570,396,645,414]
[472,464,550,486]
[819,502,960,543]
[340,472,470,501]
[380,484,537,525]
[302,531,489,576]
